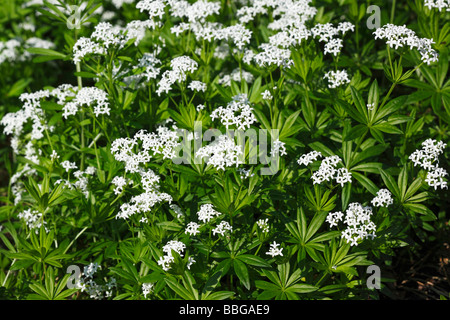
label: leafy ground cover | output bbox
[0,0,448,300]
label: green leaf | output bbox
[237,254,271,268]
[233,259,250,290]
[352,172,379,195]
[350,86,368,124]
[165,278,195,300]
[26,47,66,58]
[375,95,408,121]
[289,283,318,293]
[379,169,400,199]
[204,291,235,300]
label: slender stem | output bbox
[390,0,396,24]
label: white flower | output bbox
[83,262,101,278]
[170,204,184,219]
[311,155,341,185]
[156,55,198,96]
[426,167,448,190]
[238,167,255,179]
[210,94,257,130]
[197,204,222,223]
[212,221,233,236]
[261,89,273,100]
[50,150,59,161]
[373,24,438,65]
[18,208,47,232]
[270,139,287,157]
[185,221,201,236]
[337,203,377,246]
[216,24,252,51]
[409,139,446,171]
[257,218,269,233]
[196,135,244,170]
[188,80,207,92]
[326,211,344,227]
[62,87,110,119]
[266,241,283,257]
[218,68,254,87]
[371,188,394,207]
[158,240,186,271]
[111,176,129,195]
[409,139,447,190]
[323,70,350,89]
[367,103,375,111]
[142,283,154,298]
[334,168,352,187]
[61,160,78,172]
[254,43,293,68]
[196,104,205,112]
[297,151,322,166]
[187,256,196,270]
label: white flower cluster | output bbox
[373,24,439,65]
[238,167,255,179]
[371,188,394,207]
[157,240,195,272]
[218,68,254,87]
[311,22,354,56]
[270,139,287,157]
[298,152,352,187]
[271,0,317,29]
[188,80,207,92]
[215,24,252,51]
[297,150,322,166]
[325,211,344,227]
[253,43,294,68]
[184,203,232,239]
[169,0,221,23]
[142,283,154,298]
[73,20,158,63]
[18,209,47,233]
[210,94,257,130]
[0,37,55,66]
[1,89,51,145]
[170,204,184,219]
[111,176,133,195]
[409,139,448,190]
[115,169,172,219]
[128,52,162,84]
[76,263,117,299]
[111,124,181,174]
[197,203,222,223]
[111,124,179,219]
[156,55,198,96]
[196,134,244,170]
[55,164,96,198]
[323,70,351,89]
[61,160,77,172]
[424,0,450,11]
[212,221,233,236]
[136,0,166,19]
[0,85,84,204]
[185,221,201,236]
[328,203,377,246]
[266,241,283,257]
[311,155,345,184]
[257,218,270,233]
[261,90,273,100]
[62,87,110,119]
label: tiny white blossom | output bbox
[266,241,283,257]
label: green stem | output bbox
[390,0,396,24]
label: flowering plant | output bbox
[0,0,448,301]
